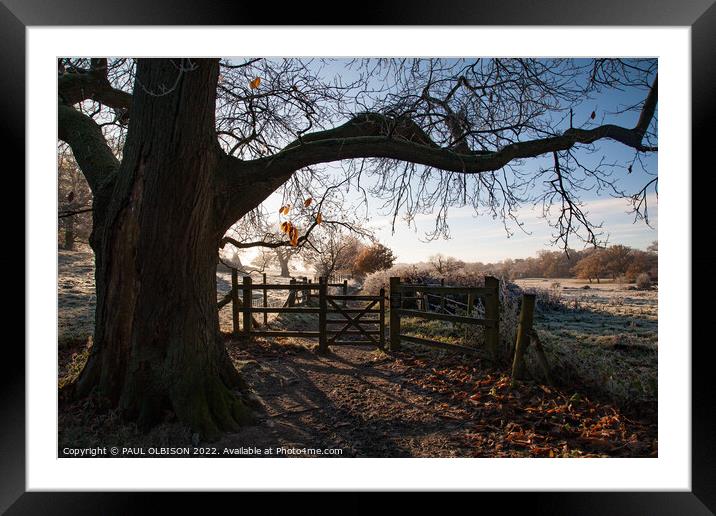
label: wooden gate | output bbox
[218,274,385,352]
[320,289,386,352]
[389,276,500,357]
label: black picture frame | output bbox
[5,0,714,512]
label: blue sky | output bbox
[233,58,658,264]
[369,193,657,263]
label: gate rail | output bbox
[218,274,385,352]
[389,276,500,357]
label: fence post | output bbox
[303,276,308,305]
[262,272,268,326]
[511,293,536,387]
[389,277,401,351]
[467,292,474,316]
[440,278,446,312]
[379,287,386,350]
[231,269,240,336]
[530,331,553,386]
[288,278,296,307]
[242,275,252,337]
[308,279,312,301]
[318,277,328,353]
[485,276,500,359]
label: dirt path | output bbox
[218,338,472,457]
[210,335,656,458]
[59,333,657,458]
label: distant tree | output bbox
[305,229,365,279]
[429,254,464,275]
[353,243,396,277]
[572,249,607,283]
[647,240,658,254]
[625,249,657,281]
[273,247,297,277]
[57,145,92,250]
[535,250,581,278]
[220,249,244,269]
[604,245,633,280]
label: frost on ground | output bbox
[58,247,96,347]
[392,277,657,410]
[514,278,656,410]
[59,247,315,340]
[58,251,657,457]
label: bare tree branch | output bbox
[58,103,119,192]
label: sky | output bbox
[229,58,658,265]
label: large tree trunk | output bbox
[72,59,251,439]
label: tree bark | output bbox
[71,59,251,439]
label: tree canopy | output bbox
[59,58,658,252]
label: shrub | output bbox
[636,272,652,289]
[353,243,396,277]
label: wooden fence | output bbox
[217,271,509,360]
[217,273,384,352]
[218,270,547,384]
[388,276,500,357]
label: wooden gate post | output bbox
[231,268,240,336]
[440,278,446,312]
[303,276,308,305]
[262,272,268,326]
[288,278,296,307]
[318,277,328,353]
[379,287,386,350]
[343,279,348,307]
[242,275,252,337]
[389,277,401,351]
[307,279,312,301]
[485,276,500,359]
[511,293,536,387]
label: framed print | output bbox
[5,0,715,512]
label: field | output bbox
[58,248,96,348]
[408,276,658,409]
[59,247,320,342]
[515,278,657,410]
[58,250,657,457]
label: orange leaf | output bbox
[249,77,261,89]
[304,198,313,207]
[316,212,322,224]
[280,221,290,234]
